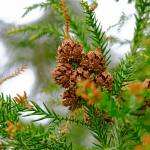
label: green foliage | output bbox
[84,105,115,149]
[131,0,150,54]
[3,124,72,150]
[9,0,90,51]
[0,95,72,150]
[0,94,24,123]
[95,90,150,149]
[96,91,118,117]
[1,0,150,149]
[0,94,23,139]
[112,54,136,95]
[22,0,59,18]
[22,2,51,17]
[22,101,86,127]
[134,43,150,80]
[70,16,91,51]
[81,1,110,64]
[8,24,62,42]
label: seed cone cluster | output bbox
[51,39,113,110]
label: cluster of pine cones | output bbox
[51,39,113,110]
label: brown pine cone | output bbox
[80,51,106,73]
[51,63,76,88]
[57,39,83,64]
[69,71,78,87]
[76,67,91,79]
[95,71,113,91]
[63,88,78,110]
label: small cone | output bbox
[80,51,106,73]
[63,88,78,110]
[51,63,75,88]
[76,67,91,79]
[95,71,113,91]
[57,39,83,64]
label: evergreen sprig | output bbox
[84,105,114,149]
[131,0,150,54]
[22,2,51,17]
[23,101,86,127]
[11,0,91,51]
[3,124,72,150]
[112,0,150,95]
[112,54,136,95]
[0,94,24,124]
[8,24,62,42]
[0,94,24,143]
[70,16,91,51]
[81,1,111,64]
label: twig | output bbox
[0,64,28,85]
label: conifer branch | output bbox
[81,1,110,63]
[21,0,91,51]
[70,16,91,51]
[131,0,150,54]
[111,1,150,95]
[112,54,136,95]
[8,24,62,41]
[61,0,70,39]
[0,95,72,150]
[23,101,87,127]
[22,2,51,17]
[0,94,24,124]
[2,123,72,150]
[85,105,114,149]
[0,64,28,85]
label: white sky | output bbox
[0,0,136,96]
[0,0,45,25]
[95,0,135,32]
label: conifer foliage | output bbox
[0,0,150,149]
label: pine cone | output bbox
[63,88,78,110]
[95,71,113,91]
[57,39,83,64]
[51,63,76,88]
[80,51,106,73]
[69,71,78,87]
[76,67,91,79]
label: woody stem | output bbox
[61,0,70,39]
